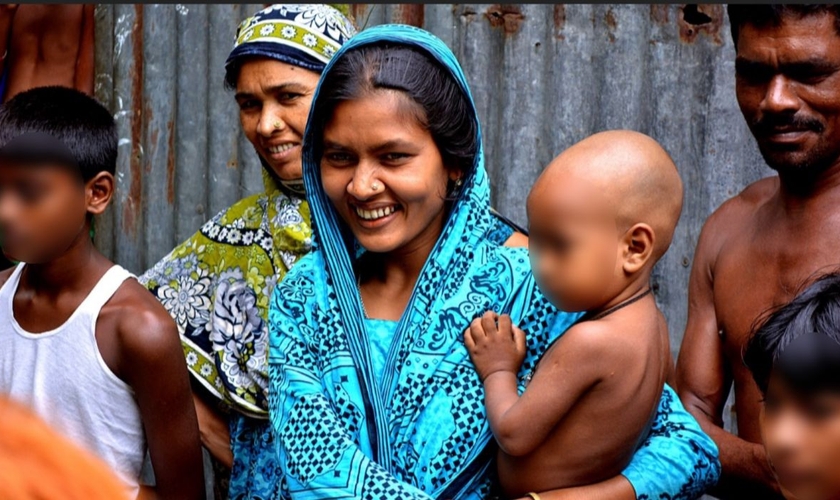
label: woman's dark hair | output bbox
[727,4,840,47]
[311,43,477,176]
[744,271,840,395]
[0,86,117,181]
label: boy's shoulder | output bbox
[100,275,180,362]
[0,266,15,290]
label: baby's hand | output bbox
[464,311,526,381]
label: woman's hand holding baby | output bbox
[464,311,526,381]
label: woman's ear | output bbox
[85,172,114,216]
[621,223,655,275]
[448,167,463,183]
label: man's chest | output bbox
[712,237,840,354]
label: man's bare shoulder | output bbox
[695,176,778,262]
[705,176,777,232]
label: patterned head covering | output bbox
[225,4,357,82]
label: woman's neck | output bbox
[358,219,443,321]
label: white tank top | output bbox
[0,263,145,499]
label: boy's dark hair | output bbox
[0,86,117,181]
[744,272,840,395]
[727,5,840,47]
[311,43,478,177]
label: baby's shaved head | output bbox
[529,130,683,262]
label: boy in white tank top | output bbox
[0,86,204,499]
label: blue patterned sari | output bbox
[268,25,720,499]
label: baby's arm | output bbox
[466,315,613,457]
[465,311,527,454]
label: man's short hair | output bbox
[0,86,117,181]
[727,4,840,47]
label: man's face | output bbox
[735,14,840,179]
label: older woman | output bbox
[139,4,356,498]
[268,25,720,499]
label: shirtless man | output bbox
[0,4,94,101]
[675,5,840,498]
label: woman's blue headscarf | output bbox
[269,24,576,498]
[268,23,720,500]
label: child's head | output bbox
[0,397,130,499]
[527,130,683,312]
[744,272,840,500]
[0,86,116,263]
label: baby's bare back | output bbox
[498,301,670,497]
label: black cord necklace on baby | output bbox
[586,287,652,321]
[522,287,653,385]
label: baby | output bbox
[465,130,684,498]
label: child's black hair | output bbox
[0,86,117,181]
[744,271,840,395]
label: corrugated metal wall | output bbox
[95,2,768,353]
[95,3,761,489]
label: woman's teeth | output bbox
[268,143,295,154]
[356,206,396,221]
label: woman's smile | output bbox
[352,202,402,226]
[263,141,300,162]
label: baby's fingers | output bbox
[463,327,476,350]
[469,318,485,340]
[480,310,499,337]
[497,314,513,338]
[512,325,527,355]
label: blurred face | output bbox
[735,14,840,178]
[526,175,622,313]
[0,162,88,263]
[235,57,321,180]
[761,374,840,500]
[320,90,455,257]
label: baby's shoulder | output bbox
[552,314,657,365]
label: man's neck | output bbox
[21,234,109,296]
[777,161,840,212]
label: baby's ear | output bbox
[85,172,115,216]
[621,223,655,275]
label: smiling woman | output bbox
[267,24,720,500]
[232,59,320,181]
[138,4,356,499]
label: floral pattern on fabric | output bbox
[140,175,311,499]
[139,177,311,418]
[233,4,356,66]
